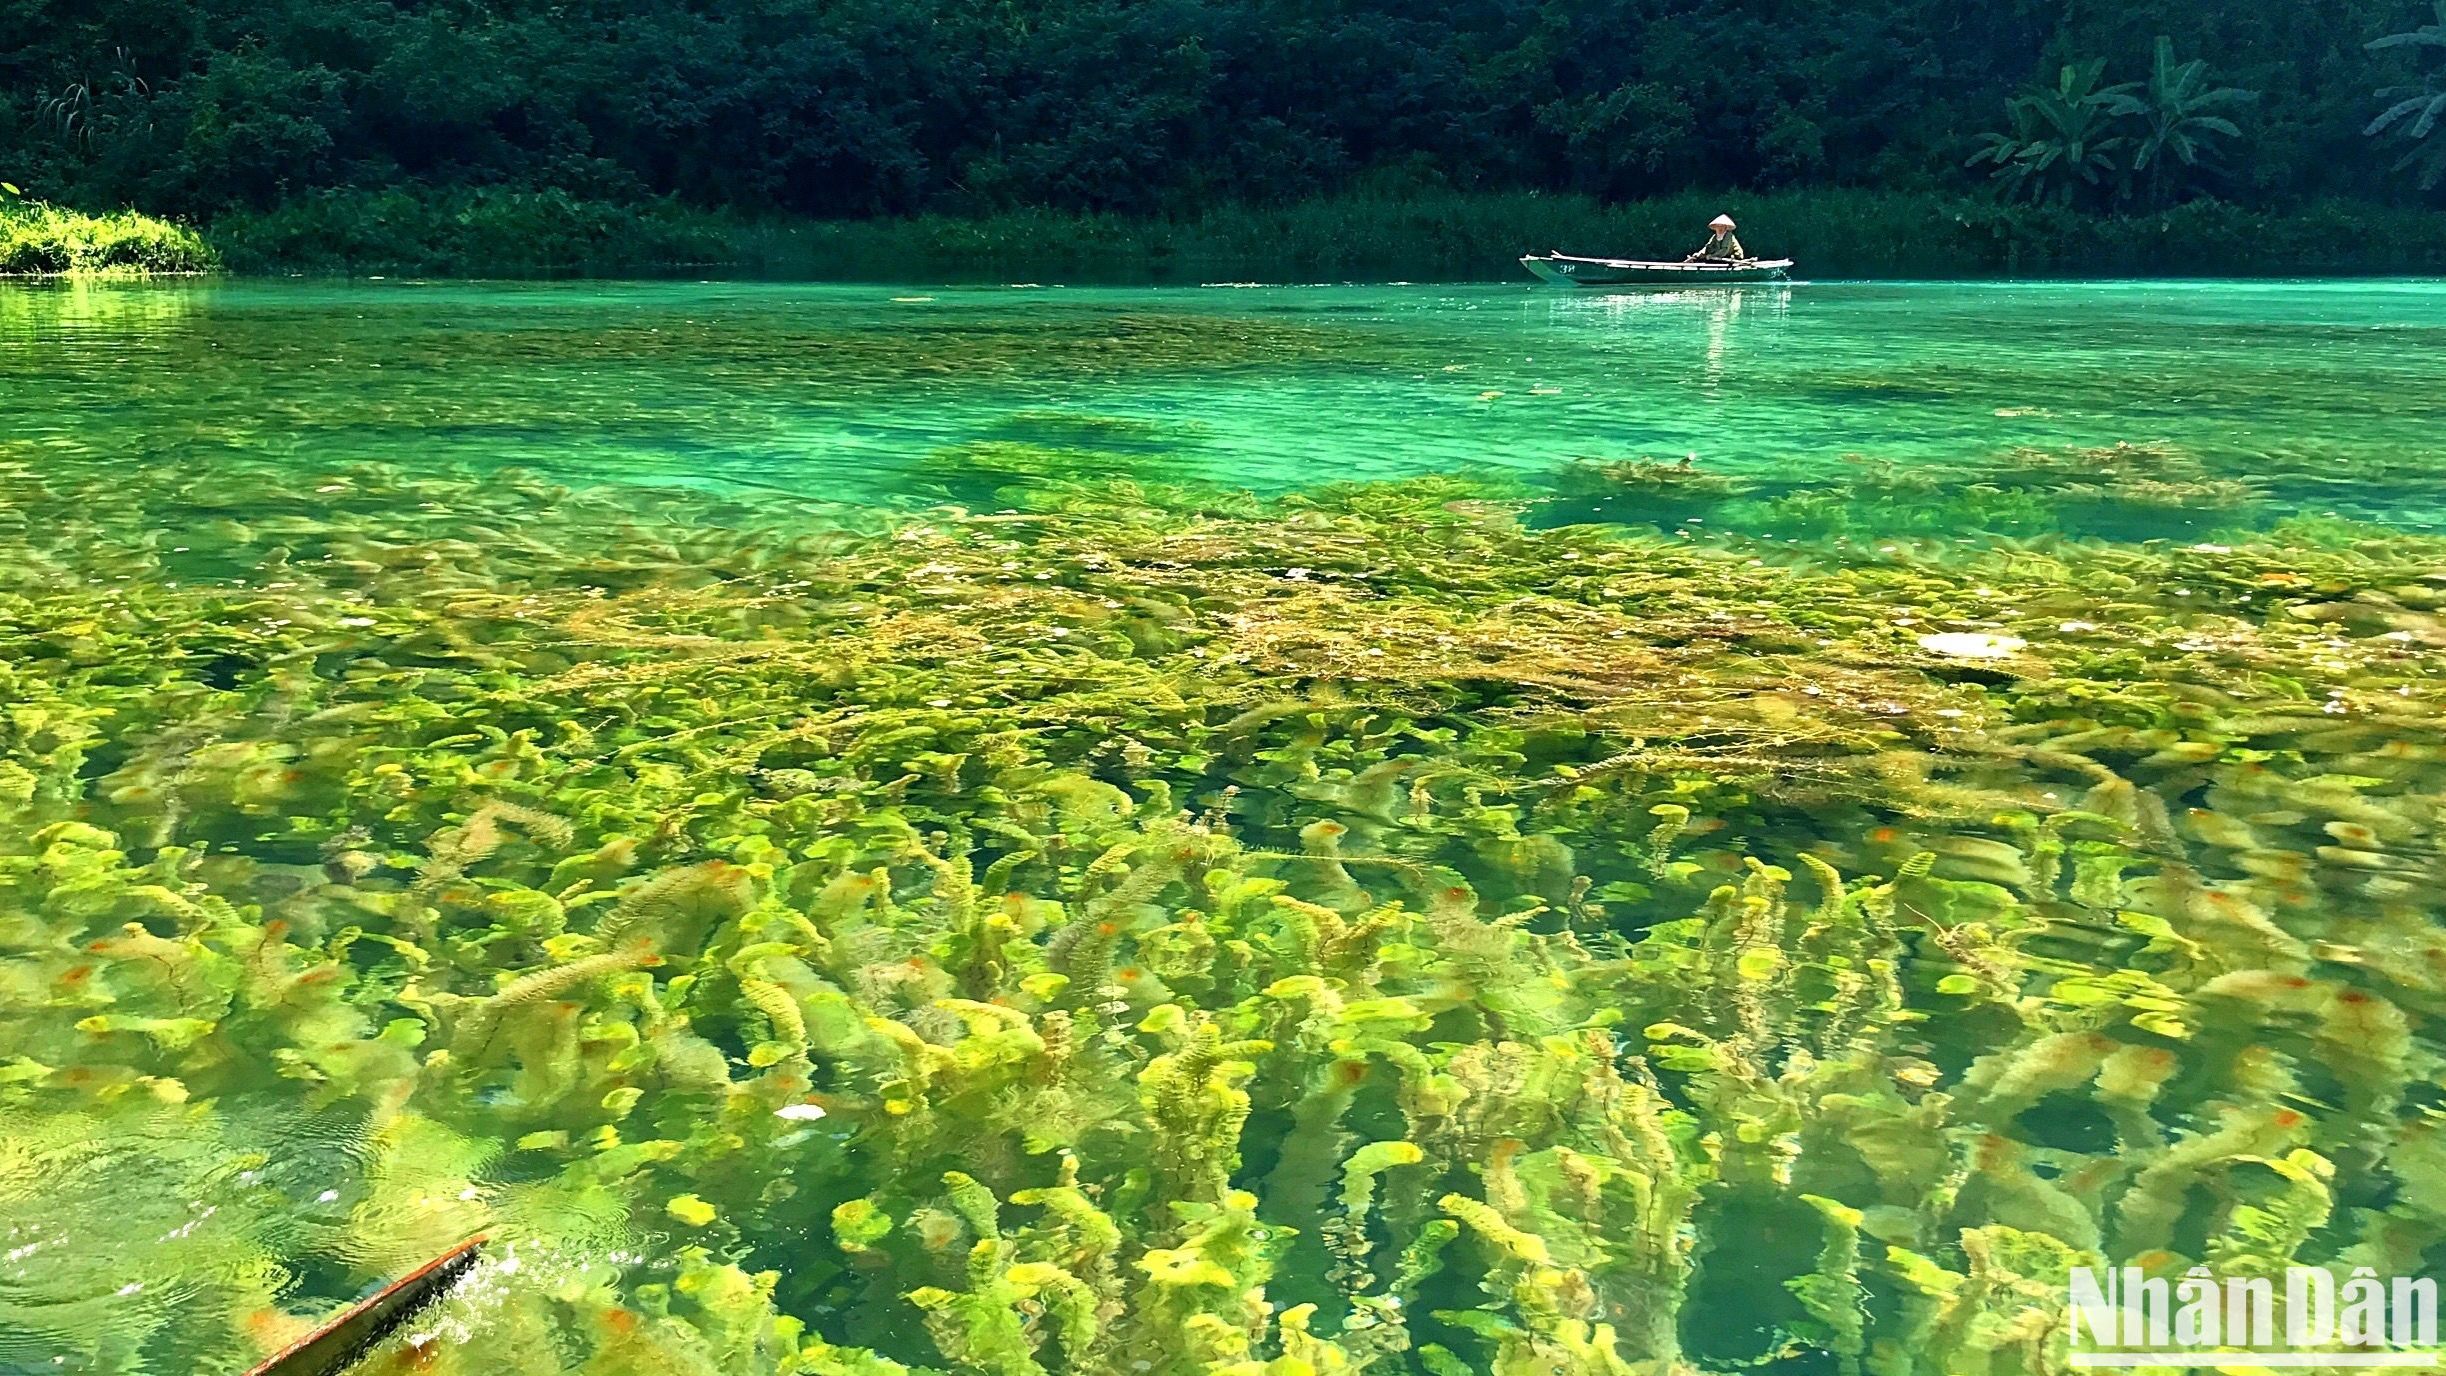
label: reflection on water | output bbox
[1538,283,1791,397]
[1,280,2443,1374]
[0,278,208,333]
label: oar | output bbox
[243,1237,486,1376]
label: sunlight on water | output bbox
[7,278,2443,521]
[1,278,2442,1375]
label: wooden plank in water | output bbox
[241,1238,486,1376]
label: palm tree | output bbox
[2131,37,2255,207]
[2367,1,2446,190]
[1969,61,2144,206]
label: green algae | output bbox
[1556,442,2288,545]
[1,441,2442,1374]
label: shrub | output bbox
[0,199,219,276]
[206,188,736,276]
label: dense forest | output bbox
[4,0,2444,274]
[4,0,2446,277]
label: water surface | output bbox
[7,278,2442,523]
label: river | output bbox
[2,278,2442,1374]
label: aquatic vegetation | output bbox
[982,412,1201,453]
[0,436,2442,1376]
[1562,442,2282,544]
[910,442,1190,508]
[1558,457,1750,499]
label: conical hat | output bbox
[1709,214,1737,230]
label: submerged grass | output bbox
[0,199,218,277]
[1551,442,2285,544]
[1,445,2442,1373]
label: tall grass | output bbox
[207,188,736,278]
[751,191,2446,280]
[207,187,2446,281]
[0,201,218,276]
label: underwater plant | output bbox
[0,451,2441,1374]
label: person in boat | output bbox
[1685,214,1748,263]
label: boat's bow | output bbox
[1520,253,1577,284]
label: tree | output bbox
[1964,111,2046,200]
[2366,0,2446,190]
[1969,60,2144,206]
[2131,36,2254,207]
[0,0,2437,222]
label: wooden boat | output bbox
[245,1237,485,1376]
[1520,252,1793,287]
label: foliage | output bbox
[0,0,2434,239]
[2366,1,2446,190]
[1969,46,2253,210]
[203,187,739,277]
[2,439,2444,1372]
[200,187,2446,280]
[2132,37,2256,208]
[0,196,215,275]
[1981,61,2144,207]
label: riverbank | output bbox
[197,187,2446,281]
[0,200,218,277]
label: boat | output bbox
[245,1237,486,1376]
[1520,252,1793,287]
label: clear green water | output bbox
[1,279,2443,1376]
[9,278,2444,523]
